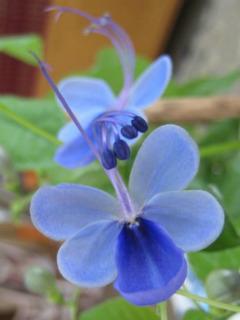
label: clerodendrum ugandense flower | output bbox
[31,119,224,305]
[30,6,224,306]
[49,6,171,170]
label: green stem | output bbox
[200,140,240,158]
[177,289,240,313]
[156,302,167,320]
[0,103,60,146]
[182,285,206,313]
[69,289,81,320]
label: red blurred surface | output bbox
[0,0,49,96]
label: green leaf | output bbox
[221,155,240,236]
[0,95,115,189]
[205,215,240,251]
[199,120,240,159]
[0,96,64,170]
[165,71,240,97]
[40,162,113,193]
[189,247,240,282]
[79,297,158,320]
[0,34,43,65]
[183,310,210,320]
[85,48,150,94]
[85,49,240,99]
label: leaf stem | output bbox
[182,285,206,313]
[177,289,240,313]
[0,102,60,146]
[69,288,81,320]
[200,140,240,158]
[156,302,167,320]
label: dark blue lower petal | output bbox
[114,218,187,306]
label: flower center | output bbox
[93,111,148,170]
[126,217,140,228]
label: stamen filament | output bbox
[108,169,136,219]
[46,5,97,24]
[47,5,135,109]
[30,52,101,163]
[94,28,132,86]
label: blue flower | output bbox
[30,125,224,306]
[51,7,172,169]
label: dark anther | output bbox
[113,139,130,160]
[131,116,148,133]
[101,148,117,170]
[121,125,138,139]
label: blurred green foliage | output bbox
[79,297,158,320]
[0,96,63,170]
[183,310,211,320]
[206,269,240,305]
[189,247,240,282]
[165,71,240,97]
[0,34,43,65]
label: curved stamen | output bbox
[93,27,133,87]
[93,114,135,163]
[92,20,135,107]
[46,5,97,24]
[94,111,147,145]
[108,20,135,76]
[46,5,135,109]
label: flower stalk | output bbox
[156,302,168,320]
[177,289,240,313]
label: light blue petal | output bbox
[57,76,116,113]
[143,190,224,252]
[58,122,80,143]
[57,220,122,287]
[55,134,95,169]
[129,55,172,109]
[129,125,199,208]
[30,184,120,241]
[115,218,187,305]
[58,111,102,143]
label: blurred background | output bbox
[1,0,240,319]
[1,0,240,96]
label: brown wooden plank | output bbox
[146,96,240,123]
